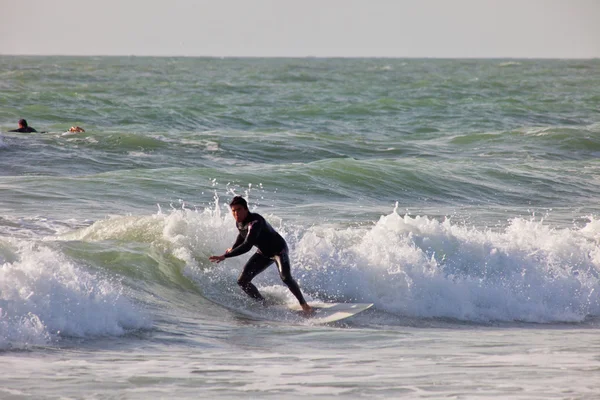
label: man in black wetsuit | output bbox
[9,119,37,133]
[209,196,313,314]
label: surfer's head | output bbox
[18,119,28,128]
[229,196,249,223]
[230,196,248,210]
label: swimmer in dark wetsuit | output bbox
[9,119,37,133]
[209,196,313,314]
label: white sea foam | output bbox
[0,239,149,350]
[291,210,600,323]
[156,203,600,324]
[128,151,150,157]
[499,61,521,67]
[58,202,600,325]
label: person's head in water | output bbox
[10,119,37,133]
[229,196,249,223]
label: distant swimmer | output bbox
[9,119,37,133]
[61,126,86,136]
[209,196,313,315]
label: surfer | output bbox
[209,196,313,315]
[68,126,85,133]
[9,119,37,133]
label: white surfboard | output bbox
[286,302,373,324]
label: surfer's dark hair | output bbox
[18,119,28,127]
[229,196,248,209]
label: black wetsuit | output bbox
[224,212,307,305]
[9,127,37,133]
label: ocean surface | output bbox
[1,56,600,399]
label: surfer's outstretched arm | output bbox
[224,219,263,258]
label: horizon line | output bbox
[1,53,598,61]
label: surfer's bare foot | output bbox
[300,303,314,316]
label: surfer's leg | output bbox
[237,252,272,301]
[273,251,308,306]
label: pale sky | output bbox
[1,0,599,58]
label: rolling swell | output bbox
[53,205,600,326]
[3,192,599,352]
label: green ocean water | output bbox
[2,57,599,225]
[1,56,600,399]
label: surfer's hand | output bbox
[225,248,232,254]
[209,255,226,263]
